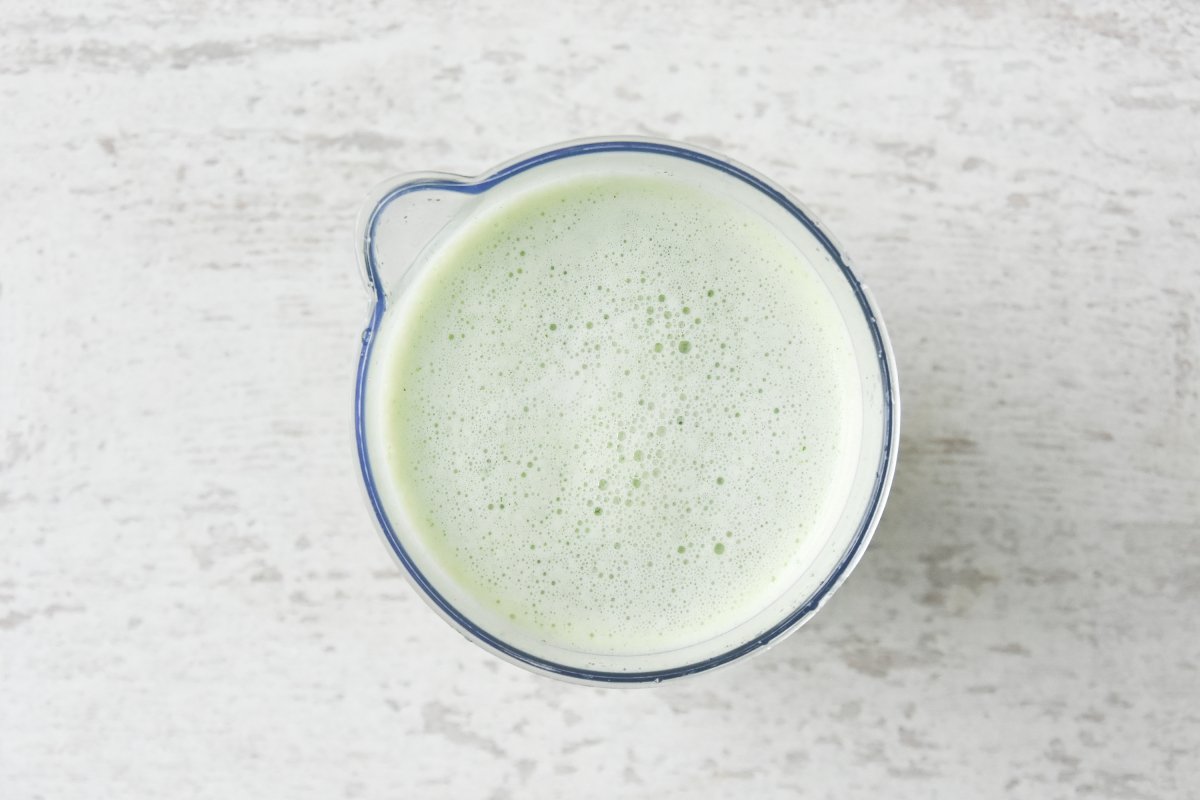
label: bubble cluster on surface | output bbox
[379,174,857,654]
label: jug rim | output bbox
[353,136,900,685]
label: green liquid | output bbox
[372,173,859,654]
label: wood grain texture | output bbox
[2,1,1198,797]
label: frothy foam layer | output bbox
[370,172,862,655]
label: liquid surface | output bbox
[372,173,860,654]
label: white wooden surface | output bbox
[2,2,1198,797]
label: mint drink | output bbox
[364,170,866,660]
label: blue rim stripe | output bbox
[355,140,895,683]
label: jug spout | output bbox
[355,172,480,308]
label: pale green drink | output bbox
[365,168,865,662]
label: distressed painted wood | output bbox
[2,2,1198,797]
